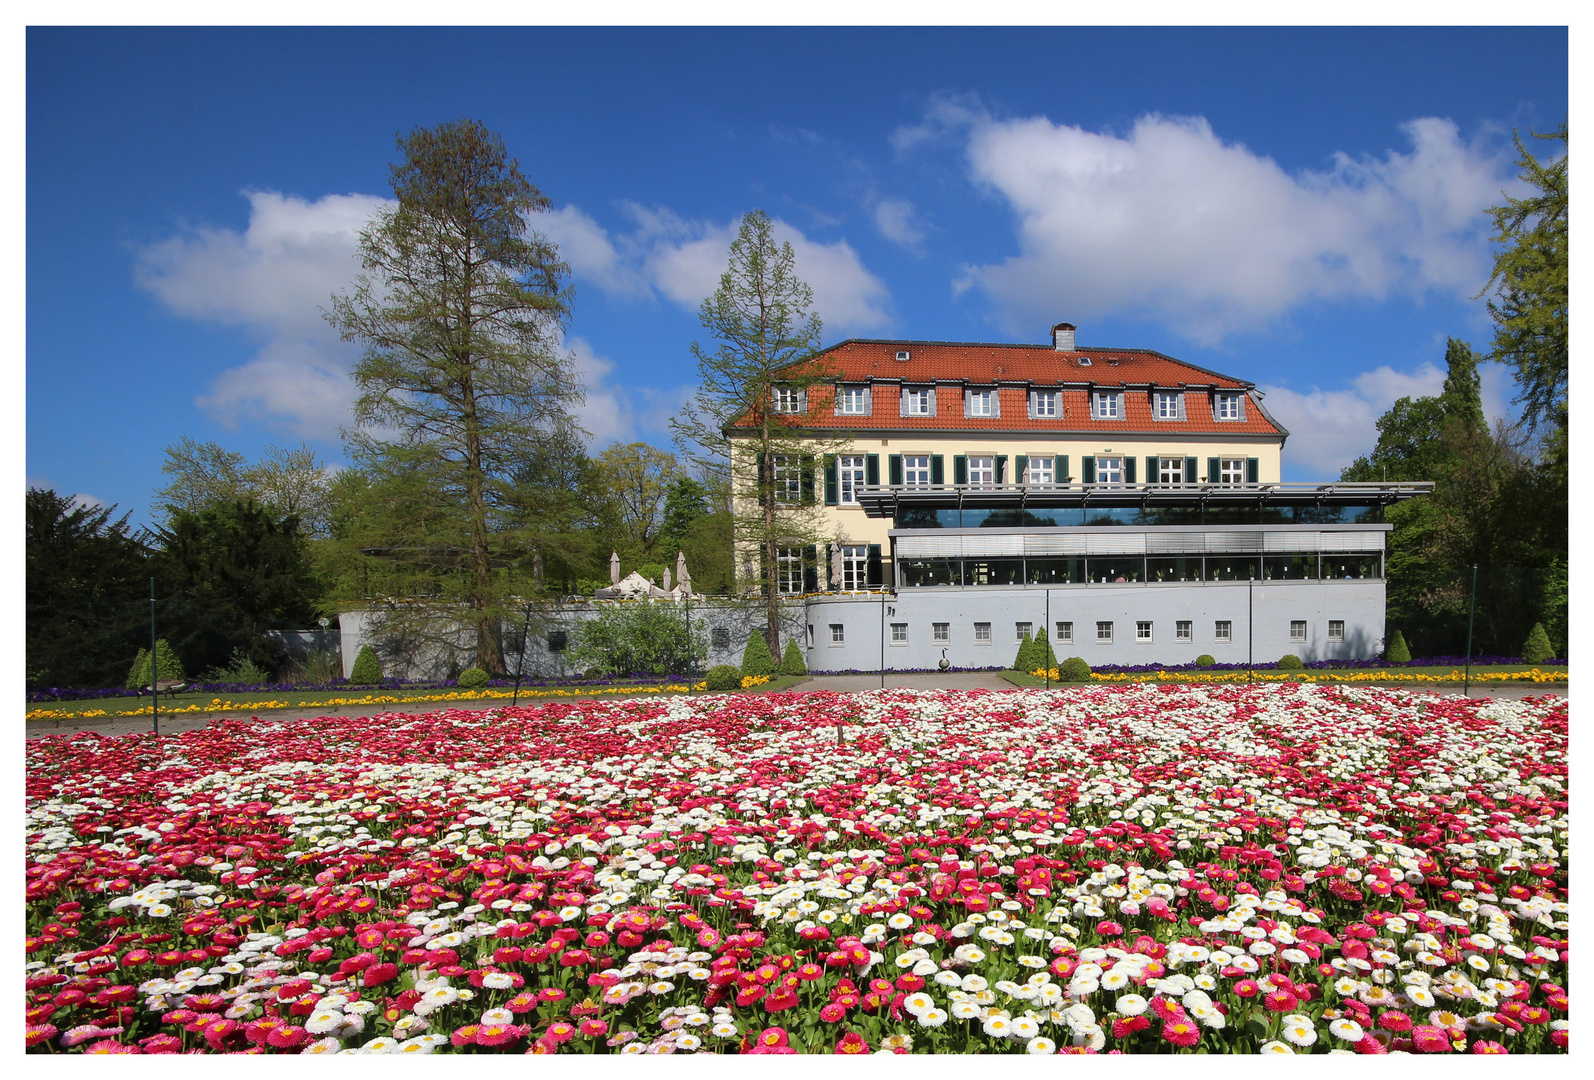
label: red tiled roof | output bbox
[730,338,1285,437]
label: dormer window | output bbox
[966,389,998,418]
[835,385,870,416]
[1092,391,1122,420]
[1153,391,1185,420]
[1215,392,1245,421]
[902,386,934,417]
[771,385,804,414]
[1030,390,1059,418]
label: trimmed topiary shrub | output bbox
[1033,629,1058,672]
[1012,634,1039,672]
[1195,653,1216,668]
[780,638,808,676]
[128,639,187,688]
[705,664,742,691]
[1277,654,1304,671]
[1385,630,1411,663]
[350,645,383,684]
[1522,622,1553,664]
[1058,656,1091,682]
[457,667,489,688]
[125,647,150,690]
[741,632,777,678]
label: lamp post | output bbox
[879,588,886,689]
[149,577,160,737]
[1464,563,1478,698]
[1045,589,1051,689]
[1247,575,1254,685]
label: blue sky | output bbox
[26,26,1567,526]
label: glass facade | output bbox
[886,504,1385,528]
[894,552,1381,588]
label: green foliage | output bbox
[1011,634,1038,672]
[1277,654,1305,671]
[564,603,708,677]
[350,645,384,684]
[457,667,490,688]
[1385,631,1411,663]
[780,637,808,676]
[1058,657,1091,683]
[705,664,742,691]
[128,639,187,687]
[740,630,778,678]
[1194,653,1217,668]
[125,648,150,690]
[203,648,270,684]
[1521,623,1553,664]
[285,650,343,684]
[591,443,682,559]
[155,437,335,538]
[1032,629,1058,671]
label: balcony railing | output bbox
[853,480,1433,518]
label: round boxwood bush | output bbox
[704,664,742,691]
[1195,653,1216,668]
[1058,656,1091,682]
[349,645,383,684]
[1277,653,1305,671]
[457,667,489,689]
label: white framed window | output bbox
[838,455,868,505]
[1158,457,1184,484]
[1154,391,1183,420]
[967,455,996,487]
[1093,392,1122,420]
[836,385,870,415]
[902,454,931,486]
[1136,621,1153,642]
[933,622,950,643]
[1176,620,1192,641]
[1219,458,1246,486]
[1027,455,1055,486]
[1290,620,1307,642]
[890,623,908,645]
[1096,621,1114,643]
[807,624,815,647]
[974,622,992,644]
[772,386,803,413]
[1015,621,1032,641]
[1056,621,1073,644]
[903,387,933,416]
[772,455,802,503]
[966,389,997,417]
[1215,392,1244,421]
[829,624,845,645]
[1215,620,1232,642]
[775,546,804,595]
[1095,456,1123,485]
[840,545,869,591]
[1328,620,1345,642]
[1031,390,1059,418]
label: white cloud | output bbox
[134,190,391,435]
[1261,359,1517,480]
[552,203,893,334]
[873,197,926,252]
[566,336,633,448]
[930,109,1518,343]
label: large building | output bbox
[729,323,1429,671]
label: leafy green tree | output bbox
[564,602,707,676]
[671,210,846,656]
[327,118,580,674]
[26,488,153,689]
[591,442,683,561]
[155,437,336,537]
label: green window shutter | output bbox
[953,456,967,485]
[756,452,767,507]
[995,455,1008,484]
[866,544,883,587]
[1207,457,1221,484]
[824,455,838,505]
[803,545,818,593]
[1125,457,1137,484]
[1015,454,1028,483]
[888,454,903,486]
[1246,457,1260,484]
[1058,454,1069,482]
[800,454,815,503]
[1185,456,1198,484]
[865,454,880,486]
[1082,456,1095,484]
[1146,456,1159,484]
[930,455,944,485]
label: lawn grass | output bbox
[1000,663,1568,689]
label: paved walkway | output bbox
[25,675,1563,741]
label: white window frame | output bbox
[1095,456,1124,486]
[772,386,804,414]
[1027,455,1055,486]
[967,455,996,488]
[840,545,869,591]
[1096,621,1114,644]
[1215,620,1232,642]
[807,624,815,647]
[1093,391,1122,420]
[1176,620,1192,642]
[1219,458,1246,486]
[1215,392,1245,421]
[1158,457,1184,485]
[775,546,804,596]
[1015,621,1032,642]
[829,623,845,646]
[838,455,868,505]
[1290,620,1308,643]
[966,389,997,418]
[1030,390,1059,419]
[973,622,992,644]
[1056,621,1073,644]
[1136,621,1153,643]
[902,454,931,487]
[890,623,908,645]
[1154,391,1184,420]
[1328,620,1345,643]
[835,385,870,416]
[772,454,802,503]
[902,387,934,417]
[932,622,950,643]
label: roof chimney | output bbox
[1052,322,1076,351]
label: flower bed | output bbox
[1028,668,1569,686]
[27,674,701,705]
[25,685,1567,1054]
